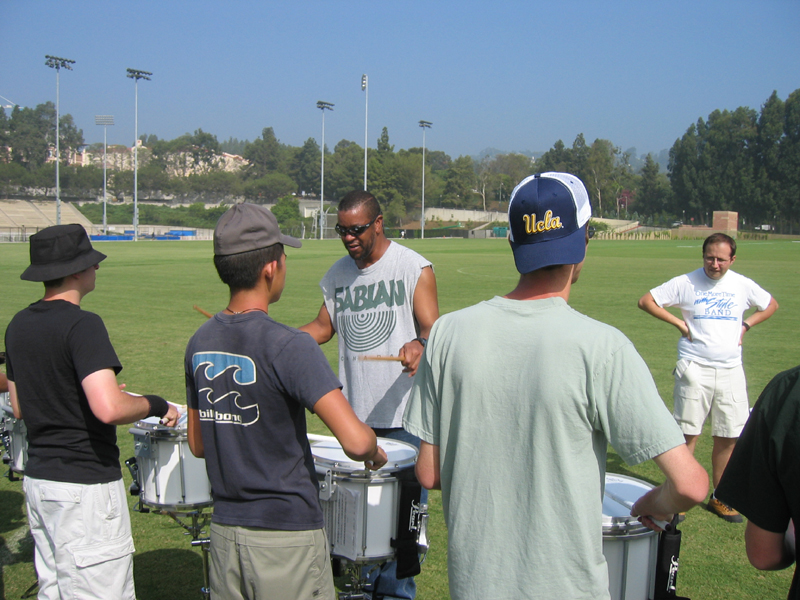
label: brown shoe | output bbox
[707,497,743,523]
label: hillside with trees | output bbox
[1,88,798,232]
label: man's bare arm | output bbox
[744,297,779,329]
[631,444,709,529]
[399,266,440,375]
[416,440,441,490]
[745,520,795,571]
[8,380,21,419]
[187,407,204,458]
[299,302,336,345]
[638,292,691,339]
[82,369,180,426]
[314,389,387,469]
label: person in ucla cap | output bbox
[403,173,709,600]
[185,203,386,600]
[4,224,180,600]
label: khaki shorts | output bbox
[209,522,335,600]
[672,360,750,438]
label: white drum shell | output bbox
[603,474,659,600]
[311,437,417,563]
[2,402,28,474]
[130,417,212,510]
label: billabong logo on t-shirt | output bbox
[192,352,259,426]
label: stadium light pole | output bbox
[127,68,152,241]
[317,100,334,240]
[95,115,114,234]
[45,55,75,225]
[419,120,432,239]
[361,74,368,190]
[0,94,19,111]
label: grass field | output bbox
[1,236,798,599]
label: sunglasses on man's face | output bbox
[335,217,377,237]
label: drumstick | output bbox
[193,305,213,319]
[605,489,672,532]
[359,355,404,362]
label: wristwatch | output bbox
[414,336,427,348]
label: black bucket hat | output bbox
[21,224,107,282]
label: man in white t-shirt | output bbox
[638,233,778,522]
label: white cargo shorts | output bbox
[23,476,136,600]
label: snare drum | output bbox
[129,417,212,511]
[603,474,659,600]
[1,403,28,475]
[311,437,418,563]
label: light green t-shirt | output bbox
[403,296,685,600]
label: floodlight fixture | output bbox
[45,55,76,225]
[127,68,152,240]
[317,101,334,239]
[126,68,152,82]
[95,115,115,234]
[419,121,432,239]
[45,55,75,71]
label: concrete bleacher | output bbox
[0,200,93,230]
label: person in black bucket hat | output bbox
[4,224,180,599]
[20,223,108,282]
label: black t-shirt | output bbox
[717,365,800,600]
[185,311,342,530]
[5,300,123,483]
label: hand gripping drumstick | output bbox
[193,305,213,319]
[605,489,672,532]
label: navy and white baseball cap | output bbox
[508,172,592,274]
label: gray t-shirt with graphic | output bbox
[321,241,431,428]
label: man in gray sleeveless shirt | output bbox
[302,190,439,600]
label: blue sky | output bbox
[2,1,799,160]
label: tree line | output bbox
[2,88,799,232]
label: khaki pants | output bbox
[209,522,335,600]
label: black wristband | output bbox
[742,322,751,331]
[144,394,169,419]
[414,337,427,348]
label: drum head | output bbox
[603,474,654,537]
[311,436,417,474]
